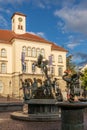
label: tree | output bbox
[66,55,76,74]
[81,68,87,90]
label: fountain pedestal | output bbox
[11,99,60,121]
[56,102,87,130]
[26,99,59,121]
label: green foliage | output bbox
[81,68,87,90]
[66,55,76,74]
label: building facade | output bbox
[0,12,67,98]
[81,64,87,72]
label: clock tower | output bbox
[11,12,26,34]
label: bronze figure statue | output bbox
[62,71,83,102]
[34,54,49,79]
[21,54,63,101]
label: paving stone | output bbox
[0,112,87,130]
[0,97,87,130]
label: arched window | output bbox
[27,47,31,57]
[22,62,27,72]
[58,55,63,63]
[58,67,63,76]
[1,48,6,57]
[21,25,23,30]
[32,63,36,73]
[22,46,27,56]
[18,25,20,29]
[52,55,55,62]
[51,66,54,74]
[41,49,45,58]
[1,63,6,73]
[0,81,3,93]
[37,48,40,57]
[32,47,36,57]
[18,25,23,30]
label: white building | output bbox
[0,12,67,98]
[80,64,87,72]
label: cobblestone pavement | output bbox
[0,112,87,130]
[0,97,87,130]
[0,97,61,130]
[0,112,61,130]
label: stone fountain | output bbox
[11,54,63,121]
[56,70,87,130]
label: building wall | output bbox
[81,64,87,72]
[0,43,12,73]
[0,39,67,98]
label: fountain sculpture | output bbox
[11,54,63,121]
[56,70,87,130]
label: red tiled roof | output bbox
[15,33,53,44]
[0,30,15,42]
[0,30,68,52]
[51,43,68,52]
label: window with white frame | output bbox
[58,55,63,63]
[0,81,3,93]
[1,63,6,73]
[22,62,28,72]
[37,48,40,57]
[51,66,54,74]
[58,67,63,76]
[22,46,27,56]
[32,47,36,57]
[41,49,45,58]
[1,48,6,57]
[52,54,55,62]
[32,63,36,73]
[25,62,28,72]
[27,47,31,57]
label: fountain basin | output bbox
[11,99,60,121]
[56,101,87,130]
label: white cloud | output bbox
[0,0,24,4]
[54,7,87,35]
[36,32,46,38]
[35,1,45,9]
[64,35,82,50]
[0,15,8,28]
[67,43,78,49]
[29,31,46,38]
[73,52,87,66]
[0,7,11,14]
[33,0,76,9]
[57,21,64,28]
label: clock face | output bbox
[18,17,23,22]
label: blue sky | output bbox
[0,0,87,67]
